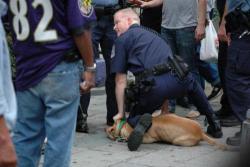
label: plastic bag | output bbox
[200,20,219,63]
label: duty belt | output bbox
[134,62,172,81]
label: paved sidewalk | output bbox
[68,86,240,167]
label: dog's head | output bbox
[106,118,133,141]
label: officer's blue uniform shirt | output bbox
[111,24,173,74]
[227,0,250,13]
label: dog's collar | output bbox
[116,118,126,133]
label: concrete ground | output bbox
[68,85,241,167]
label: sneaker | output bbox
[127,113,152,151]
[226,131,241,146]
[186,110,200,118]
[207,86,222,100]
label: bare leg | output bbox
[161,99,170,115]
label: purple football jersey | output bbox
[5,0,96,90]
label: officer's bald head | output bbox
[114,8,140,24]
[113,8,140,36]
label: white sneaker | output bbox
[186,110,200,118]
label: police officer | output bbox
[216,0,240,127]
[111,8,223,151]
[92,0,120,126]
[76,0,127,130]
[218,0,250,146]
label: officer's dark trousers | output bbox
[218,42,233,114]
[216,0,233,114]
[127,73,216,127]
[92,15,118,124]
[225,36,250,122]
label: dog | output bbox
[106,114,227,150]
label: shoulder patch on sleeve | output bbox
[78,0,94,17]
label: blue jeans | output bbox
[161,26,199,80]
[196,44,220,89]
[92,15,118,123]
[198,61,220,89]
[161,26,199,110]
[13,61,80,167]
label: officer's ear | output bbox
[127,17,133,26]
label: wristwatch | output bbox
[84,63,96,72]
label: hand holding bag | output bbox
[200,20,219,63]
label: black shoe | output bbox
[76,122,89,133]
[127,113,152,151]
[207,86,222,100]
[220,115,241,127]
[76,106,89,133]
[226,131,241,146]
[206,118,223,138]
[76,112,89,133]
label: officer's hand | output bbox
[0,118,17,167]
[195,24,205,41]
[80,71,95,94]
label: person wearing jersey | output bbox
[4,0,96,166]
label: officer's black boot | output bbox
[206,114,223,138]
[127,113,152,151]
[226,125,242,146]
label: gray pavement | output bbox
[68,86,241,167]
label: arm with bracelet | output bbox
[73,28,96,93]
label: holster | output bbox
[124,79,155,113]
[125,83,139,113]
[225,7,250,33]
[168,55,189,80]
